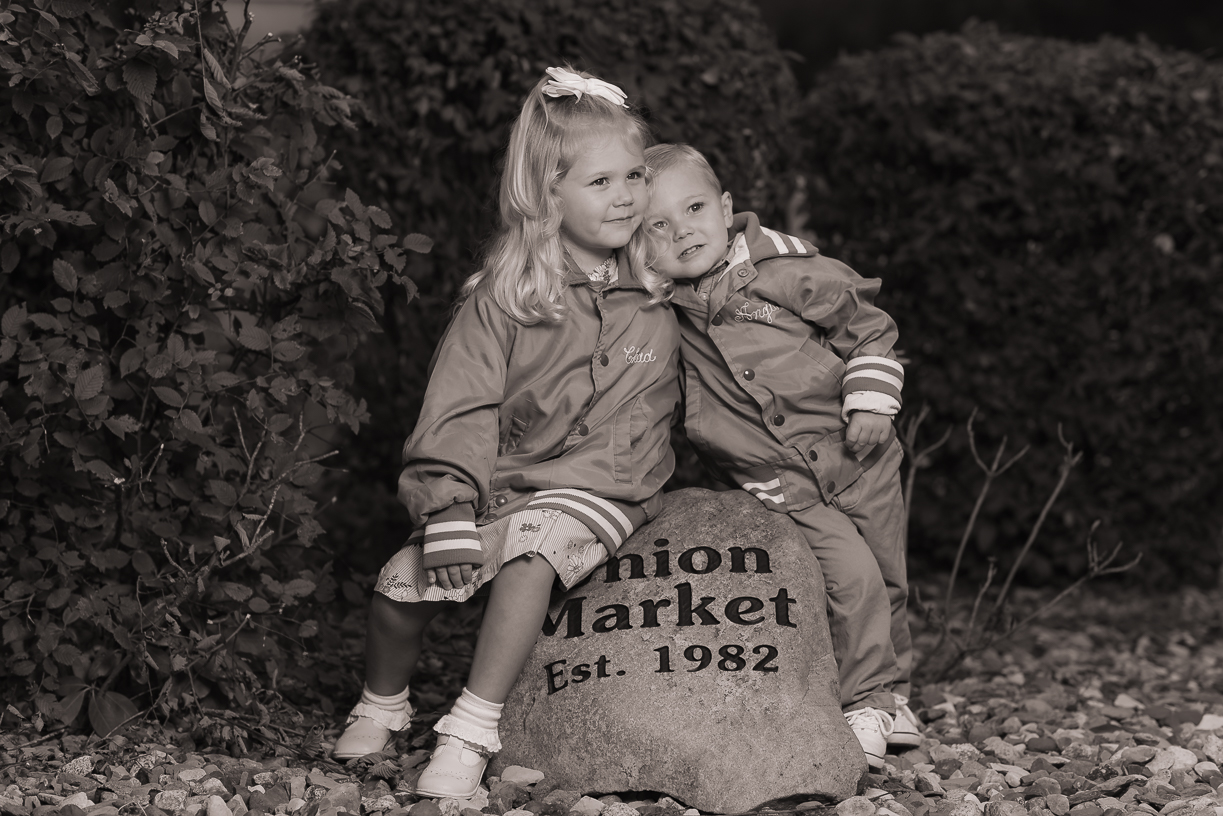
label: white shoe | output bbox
[889,695,922,748]
[332,716,394,760]
[845,707,894,769]
[414,735,491,799]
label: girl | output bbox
[333,67,679,800]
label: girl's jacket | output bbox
[670,212,903,514]
[398,251,681,565]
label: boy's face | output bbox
[646,164,734,280]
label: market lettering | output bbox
[541,587,797,639]
[540,537,794,639]
[603,538,771,582]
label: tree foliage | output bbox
[800,23,1222,584]
[0,0,419,735]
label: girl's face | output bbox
[555,135,647,271]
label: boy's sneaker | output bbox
[889,695,922,748]
[845,707,894,769]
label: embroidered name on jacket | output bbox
[734,302,781,324]
[623,346,657,364]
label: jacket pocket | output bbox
[797,336,845,379]
[612,395,650,484]
[498,413,531,457]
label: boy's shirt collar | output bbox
[695,232,750,301]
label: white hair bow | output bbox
[542,66,628,108]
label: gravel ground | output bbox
[2,584,1221,816]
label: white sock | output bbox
[349,683,412,731]
[433,687,503,752]
[360,683,411,710]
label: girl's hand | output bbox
[846,411,893,453]
[427,563,475,590]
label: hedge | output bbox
[799,23,1222,585]
[0,0,417,735]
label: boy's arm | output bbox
[784,256,904,422]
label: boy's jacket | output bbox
[669,212,901,512]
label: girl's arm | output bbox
[397,294,513,582]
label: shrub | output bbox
[0,0,417,736]
[799,23,1222,585]
[299,0,804,547]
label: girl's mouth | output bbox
[679,245,704,259]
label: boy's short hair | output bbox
[644,143,722,194]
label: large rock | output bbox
[489,488,864,813]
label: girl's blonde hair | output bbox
[460,67,671,324]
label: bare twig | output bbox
[897,402,952,535]
[944,408,1029,613]
[990,424,1082,620]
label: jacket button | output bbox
[743,369,754,380]
[808,449,818,461]
[485,513,498,521]
[577,423,589,436]
[599,353,609,366]
[711,314,723,326]
[772,414,785,426]
[495,495,508,506]
[737,269,749,277]
[826,481,837,494]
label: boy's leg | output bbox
[841,441,911,702]
[836,440,920,748]
[789,501,897,714]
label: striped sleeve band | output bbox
[422,503,483,570]
[526,489,647,556]
[841,356,904,404]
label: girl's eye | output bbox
[650,221,667,231]
[627,171,643,180]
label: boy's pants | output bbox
[787,440,911,713]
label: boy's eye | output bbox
[591,177,609,186]
[688,202,704,214]
[627,171,643,180]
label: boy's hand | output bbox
[846,411,893,453]
[427,563,475,590]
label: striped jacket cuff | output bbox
[422,503,483,569]
[526,489,647,556]
[841,356,904,405]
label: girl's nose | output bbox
[613,181,634,206]
[674,225,693,241]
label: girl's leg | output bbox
[416,554,558,797]
[334,595,448,759]
[365,594,449,695]
[466,553,560,702]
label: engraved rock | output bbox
[490,488,864,813]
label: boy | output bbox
[644,144,920,768]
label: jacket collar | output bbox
[562,248,648,291]
[732,211,818,264]
[672,212,817,316]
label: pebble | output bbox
[4,639,1223,816]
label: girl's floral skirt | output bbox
[374,508,608,603]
